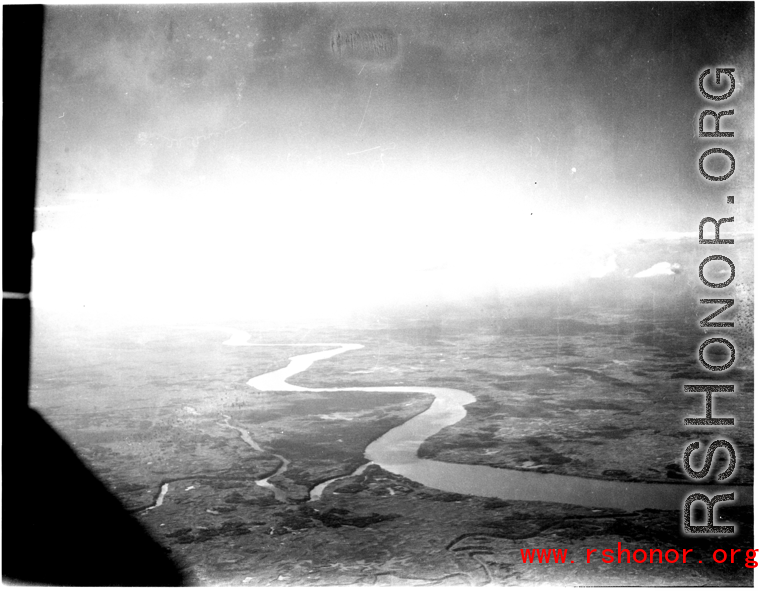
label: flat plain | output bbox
[30,309,753,585]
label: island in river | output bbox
[30,310,753,586]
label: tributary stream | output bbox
[225,330,752,511]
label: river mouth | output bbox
[227,331,752,511]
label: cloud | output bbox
[634,262,682,278]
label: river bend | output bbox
[225,330,752,511]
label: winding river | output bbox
[219,414,290,502]
[225,330,752,511]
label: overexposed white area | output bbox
[32,168,690,324]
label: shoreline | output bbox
[231,334,753,510]
[414,453,754,487]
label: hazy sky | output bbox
[34,3,754,322]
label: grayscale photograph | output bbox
[21,2,754,586]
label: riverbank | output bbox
[240,338,751,510]
[142,463,753,586]
[30,322,753,584]
[288,325,753,488]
